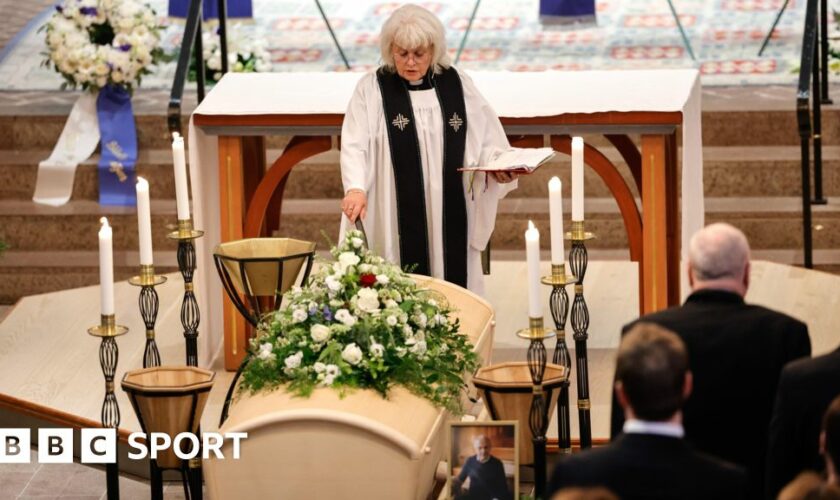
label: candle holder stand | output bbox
[567,220,595,449]
[167,219,204,367]
[87,314,128,500]
[541,264,575,455]
[516,316,556,500]
[128,265,167,368]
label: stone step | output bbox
[0,251,179,305]
[273,197,840,252]
[0,149,183,201]
[0,200,180,252]
[284,146,840,200]
[2,196,834,252]
[6,143,831,203]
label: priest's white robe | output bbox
[339,68,516,295]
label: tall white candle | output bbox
[98,217,114,316]
[571,136,584,221]
[172,132,191,220]
[136,177,153,266]
[548,177,565,266]
[525,220,542,318]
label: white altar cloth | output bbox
[188,69,703,366]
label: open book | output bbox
[458,147,555,174]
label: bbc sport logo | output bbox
[0,428,247,463]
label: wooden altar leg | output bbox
[244,136,333,238]
[242,136,267,209]
[641,134,669,314]
[218,135,249,371]
[605,134,642,194]
[665,132,681,307]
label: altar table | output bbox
[188,70,703,369]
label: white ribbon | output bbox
[32,92,100,206]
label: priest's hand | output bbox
[490,171,518,184]
[342,189,367,222]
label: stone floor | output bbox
[0,450,187,500]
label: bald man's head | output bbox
[688,223,751,296]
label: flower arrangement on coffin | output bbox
[238,230,480,414]
[42,0,167,92]
[191,23,273,84]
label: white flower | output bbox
[341,343,363,365]
[319,363,340,386]
[335,308,357,327]
[338,252,360,271]
[410,341,427,356]
[370,342,385,358]
[386,315,398,327]
[291,308,308,323]
[376,274,389,285]
[356,288,380,312]
[414,313,428,328]
[314,362,326,373]
[351,237,364,248]
[358,264,371,273]
[284,351,303,370]
[310,324,331,343]
[385,299,398,309]
[257,342,275,361]
[402,325,413,337]
[325,275,342,292]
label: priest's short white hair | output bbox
[379,4,452,74]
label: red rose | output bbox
[359,273,377,287]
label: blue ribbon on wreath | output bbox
[539,0,597,25]
[96,85,137,206]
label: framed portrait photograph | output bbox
[449,421,519,500]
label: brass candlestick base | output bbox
[167,218,205,241]
[167,218,203,367]
[516,316,557,341]
[128,265,167,368]
[87,314,129,338]
[565,220,596,242]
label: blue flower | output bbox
[79,6,98,16]
[119,44,131,52]
[322,305,333,322]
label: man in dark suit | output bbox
[610,223,811,500]
[766,346,840,498]
[549,323,746,500]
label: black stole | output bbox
[376,67,468,287]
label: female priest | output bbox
[339,4,517,295]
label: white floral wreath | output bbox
[43,0,163,91]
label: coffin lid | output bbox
[221,275,496,461]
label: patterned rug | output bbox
[0,0,822,89]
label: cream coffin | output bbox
[204,276,495,499]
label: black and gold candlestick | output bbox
[517,317,556,499]
[128,265,167,368]
[88,314,128,500]
[567,220,594,449]
[167,219,204,367]
[542,264,574,455]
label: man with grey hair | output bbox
[611,222,810,500]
